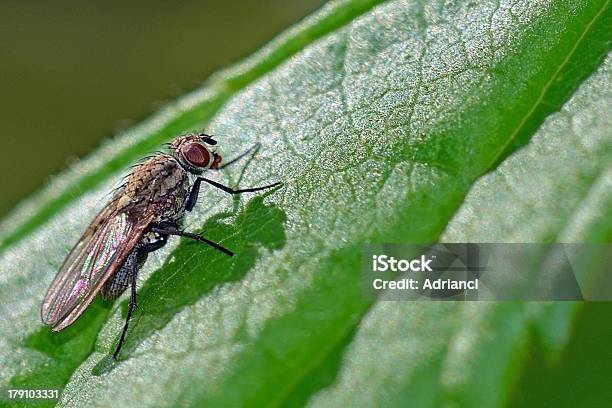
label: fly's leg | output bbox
[112,252,140,360]
[212,143,260,171]
[186,173,280,211]
[111,236,168,359]
[196,177,281,195]
[150,222,234,256]
[185,143,273,211]
[185,178,201,212]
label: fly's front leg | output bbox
[185,143,279,211]
[197,177,281,195]
[211,143,260,171]
[186,166,280,211]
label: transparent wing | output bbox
[41,209,149,331]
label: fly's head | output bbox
[171,133,223,174]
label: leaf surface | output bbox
[0,1,609,407]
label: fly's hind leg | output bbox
[112,252,139,360]
[112,236,168,360]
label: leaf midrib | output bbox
[483,0,609,176]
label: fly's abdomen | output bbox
[101,250,140,300]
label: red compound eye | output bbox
[181,143,210,167]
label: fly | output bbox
[40,133,280,359]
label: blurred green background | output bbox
[0,0,325,217]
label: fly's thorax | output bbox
[115,154,191,221]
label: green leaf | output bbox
[310,55,612,407]
[1,1,610,407]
